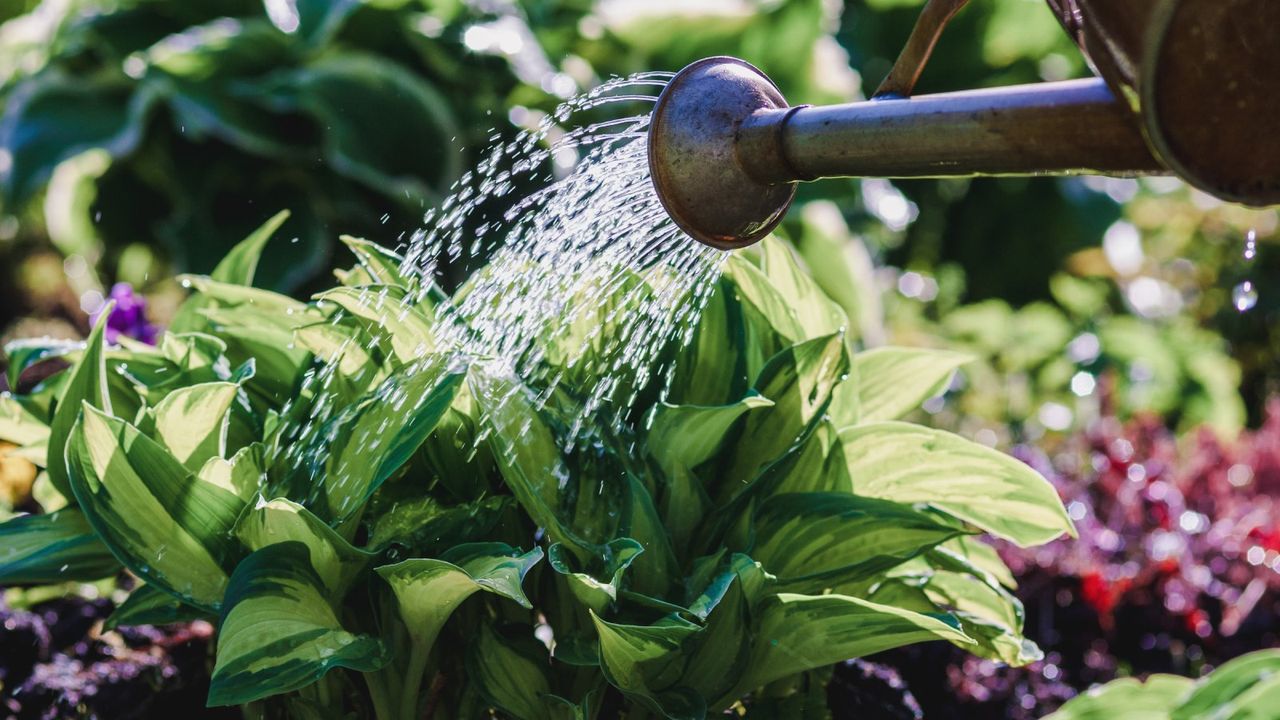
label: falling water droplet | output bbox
[1244,228,1258,261]
[1233,281,1258,312]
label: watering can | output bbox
[647,0,1280,249]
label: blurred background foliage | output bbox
[0,0,1275,438]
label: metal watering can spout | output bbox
[648,0,1280,250]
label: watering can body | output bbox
[1048,0,1280,207]
[647,0,1280,249]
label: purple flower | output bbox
[91,283,158,345]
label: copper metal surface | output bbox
[647,57,795,250]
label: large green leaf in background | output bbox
[837,421,1074,547]
[257,53,462,201]
[209,542,388,706]
[67,403,245,609]
[0,73,158,203]
[0,508,120,583]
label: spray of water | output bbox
[275,73,727,495]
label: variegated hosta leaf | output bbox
[591,613,704,720]
[873,569,1039,666]
[831,346,972,427]
[756,236,848,342]
[751,492,968,589]
[236,497,373,597]
[67,403,245,609]
[213,210,290,287]
[646,395,773,477]
[197,443,266,503]
[1172,649,1280,720]
[666,281,747,407]
[314,285,436,364]
[931,535,1018,590]
[0,392,49,449]
[465,622,555,720]
[169,211,291,333]
[1045,675,1195,720]
[375,542,543,649]
[104,583,213,630]
[469,371,596,556]
[734,593,973,694]
[0,507,120,583]
[338,235,419,292]
[592,555,765,717]
[837,421,1075,547]
[319,355,465,523]
[209,542,388,706]
[720,332,849,499]
[152,381,239,471]
[548,538,644,613]
[293,321,380,383]
[723,253,806,346]
[46,307,113,499]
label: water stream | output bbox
[277,73,727,483]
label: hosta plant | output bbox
[0,215,1073,718]
[1045,648,1280,720]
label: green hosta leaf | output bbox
[1173,649,1280,720]
[4,337,79,394]
[765,421,846,496]
[152,382,239,471]
[0,508,120,584]
[548,538,644,613]
[67,404,245,609]
[338,235,418,291]
[315,285,437,364]
[46,307,113,499]
[466,622,556,720]
[838,422,1074,547]
[722,333,848,496]
[668,281,748,407]
[918,570,1038,665]
[837,347,972,426]
[736,593,972,693]
[0,393,49,448]
[293,321,380,383]
[197,307,310,408]
[236,497,373,597]
[757,236,847,341]
[647,395,773,477]
[209,542,388,706]
[932,535,1018,590]
[620,476,681,599]
[319,356,464,523]
[104,583,213,630]
[591,613,704,720]
[197,443,266,503]
[724,253,806,344]
[211,210,290,287]
[376,543,543,650]
[1045,675,1194,720]
[751,492,966,588]
[470,371,594,556]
